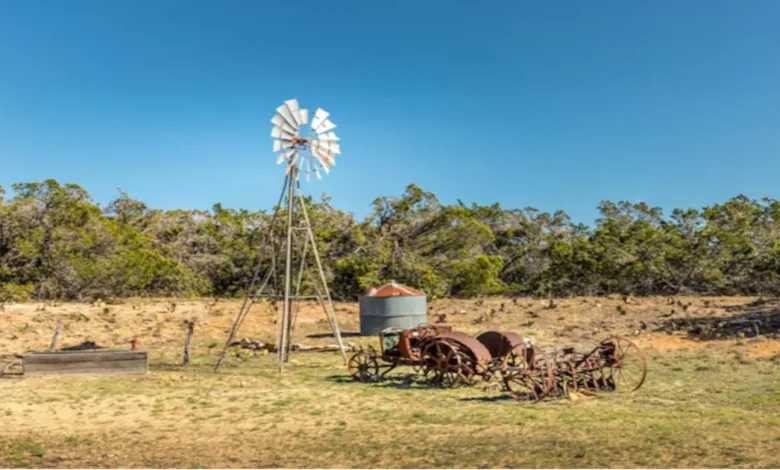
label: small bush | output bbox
[0,283,34,302]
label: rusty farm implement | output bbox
[545,336,647,398]
[347,325,646,401]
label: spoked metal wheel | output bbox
[501,345,554,402]
[600,337,647,391]
[347,351,380,383]
[420,339,475,388]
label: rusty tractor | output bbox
[347,325,646,401]
[347,325,554,398]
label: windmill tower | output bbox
[215,99,345,374]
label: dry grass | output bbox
[1,296,779,468]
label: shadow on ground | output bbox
[658,297,780,340]
[459,394,520,403]
[306,332,362,339]
[326,373,457,391]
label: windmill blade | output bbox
[313,154,331,173]
[315,119,336,134]
[315,165,322,180]
[276,149,295,165]
[273,139,294,152]
[277,102,300,130]
[311,108,329,131]
[318,141,341,155]
[305,157,311,182]
[281,121,297,135]
[273,140,292,152]
[298,109,309,126]
[271,114,286,127]
[284,99,300,114]
[317,131,340,142]
[272,115,297,135]
[284,99,302,126]
[312,154,328,172]
[277,101,300,129]
[311,140,341,158]
[315,145,335,160]
[287,99,299,109]
[324,153,337,168]
[314,148,335,168]
[312,140,339,156]
[271,126,296,140]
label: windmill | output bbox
[215,99,346,374]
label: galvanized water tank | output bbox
[359,281,428,336]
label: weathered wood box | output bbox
[22,350,149,377]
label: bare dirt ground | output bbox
[1,296,779,468]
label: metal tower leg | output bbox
[279,167,296,374]
[297,191,347,364]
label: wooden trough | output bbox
[22,349,148,377]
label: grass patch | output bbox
[1,438,45,465]
[2,296,780,467]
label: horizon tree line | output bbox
[1,179,779,302]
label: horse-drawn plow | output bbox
[347,325,646,401]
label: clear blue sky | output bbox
[1,0,779,224]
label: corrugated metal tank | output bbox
[359,281,428,336]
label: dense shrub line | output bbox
[1,180,779,301]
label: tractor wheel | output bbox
[420,339,475,388]
[347,351,379,383]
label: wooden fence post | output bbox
[183,321,195,366]
[49,318,63,352]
